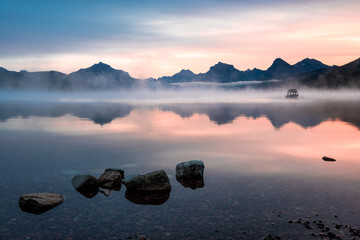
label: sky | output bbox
[0,0,360,79]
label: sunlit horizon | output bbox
[1,0,359,78]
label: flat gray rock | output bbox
[123,170,171,192]
[19,193,64,215]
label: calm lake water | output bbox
[1,97,360,239]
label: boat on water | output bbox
[286,89,299,98]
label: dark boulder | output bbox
[71,174,99,198]
[123,170,171,192]
[322,156,336,162]
[19,193,64,215]
[98,168,124,191]
[176,160,205,189]
[176,160,204,178]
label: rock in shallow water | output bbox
[19,193,64,215]
[176,160,204,178]
[98,168,124,190]
[322,156,336,162]
[176,160,205,189]
[123,170,171,192]
[71,174,99,198]
[104,168,124,178]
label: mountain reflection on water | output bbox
[1,100,360,129]
[1,99,360,239]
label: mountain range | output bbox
[158,58,330,84]
[0,57,359,90]
[0,62,137,90]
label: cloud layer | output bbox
[0,0,359,78]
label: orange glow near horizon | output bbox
[1,1,359,78]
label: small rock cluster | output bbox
[285,215,360,239]
[71,168,125,198]
[71,169,172,201]
[19,160,205,214]
[70,160,205,201]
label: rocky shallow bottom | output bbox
[4,174,360,240]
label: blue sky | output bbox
[1,0,359,78]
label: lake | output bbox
[1,95,360,239]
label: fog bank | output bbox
[0,88,359,104]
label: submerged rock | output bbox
[98,168,124,191]
[322,156,336,162]
[176,160,205,189]
[123,170,171,192]
[176,160,204,178]
[19,193,64,215]
[71,174,99,198]
[125,190,170,205]
[176,176,204,190]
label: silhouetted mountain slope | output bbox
[158,69,196,83]
[0,68,68,89]
[199,62,244,83]
[4,57,360,90]
[157,58,330,86]
[0,62,137,90]
[293,58,329,73]
[300,58,360,88]
[67,62,136,90]
[266,58,294,79]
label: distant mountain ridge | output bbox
[66,62,135,90]
[0,57,359,90]
[300,57,360,88]
[158,58,330,84]
[0,62,137,90]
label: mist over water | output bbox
[1,88,360,104]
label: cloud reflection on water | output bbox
[1,100,360,180]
